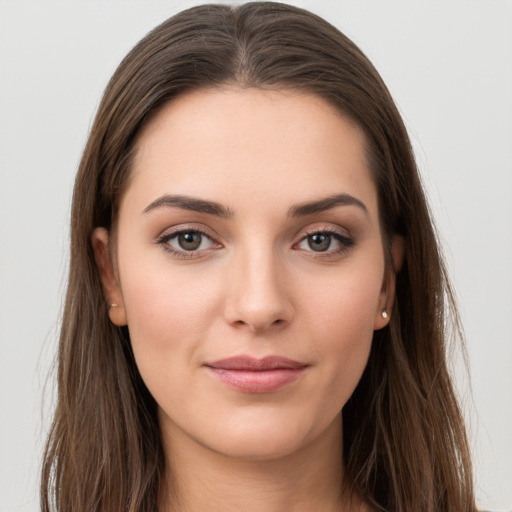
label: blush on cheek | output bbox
[315,281,381,334]
[309,285,377,401]
[123,268,220,357]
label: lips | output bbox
[204,356,308,393]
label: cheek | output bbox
[306,255,383,340]
[303,264,383,404]
[118,257,222,368]
[119,266,226,424]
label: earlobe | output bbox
[91,227,127,326]
[374,235,405,330]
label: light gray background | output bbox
[1,1,511,511]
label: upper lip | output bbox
[204,356,308,371]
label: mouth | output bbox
[203,356,309,393]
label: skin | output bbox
[93,88,401,511]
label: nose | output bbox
[223,245,294,333]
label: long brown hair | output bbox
[41,3,476,511]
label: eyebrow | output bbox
[288,193,368,217]
[143,194,234,217]
[142,192,368,218]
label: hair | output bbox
[41,3,477,511]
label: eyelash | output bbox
[156,227,220,260]
[295,227,354,257]
[156,225,354,260]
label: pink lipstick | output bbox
[204,356,308,393]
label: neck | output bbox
[159,414,365,512]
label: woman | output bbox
[41,2,477,511]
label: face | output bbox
[94,88,397,462]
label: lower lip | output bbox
[206,367,306,393]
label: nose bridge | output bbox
[224,237,292,332]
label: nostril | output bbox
[230,316,286,332]
[223,283,294,331]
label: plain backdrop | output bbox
[0,1,511,511]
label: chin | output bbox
[193,408,341,463]
[207,430,311,462]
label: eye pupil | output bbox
[178,232,202,251]
[308,233,331,252]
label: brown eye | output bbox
[178,231,202,251]
[158,229,219,257]
[295,229,354,256]
[307,233,331,252]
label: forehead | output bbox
[124,87,377,219]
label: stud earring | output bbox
[109,303,118,309]
[382,310,388,319]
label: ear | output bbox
[374,235,405,330]
[91,227,127,326]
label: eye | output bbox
[295,230,354,254]
[304,233,332,252]
[174,231,205,251]
[157,228,221,258]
